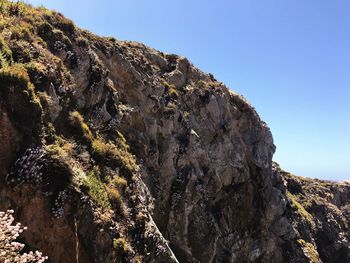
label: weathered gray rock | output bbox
[0,3,348,263]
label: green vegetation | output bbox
[106,186,125,214]
[163,80,178,99]
[0,36,12,67]
[0,50,8,68]
[287,192,316,229]
[9,22,33,41]
[0,63,30,88]
[196,80,219,90]
[69,111,93,143]
[297,239,321,263]
[110,175,127,189]
[76,36,89,48]
[116,131,129,150]
[169,87,178,99]
[86,170,111,210]
[91,137,137,177]
[50,11,75,34]
[46,138,75,160]
[0,63,41,107]
[113,237,128,254]
[107,174,127,213]
[0,0,27,17]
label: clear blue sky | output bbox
[27,0,350,181]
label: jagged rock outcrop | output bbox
[0,2,348,262]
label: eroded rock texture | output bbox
[0,2,348,262]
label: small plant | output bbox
[0,50,8,68]
[8,0,27,16]
[9,23,33,41]
[6,147,46,185]
[69,111,93,143]
[91,138,137,177]
[0,209,48,262]
[76,36,89,48]
[91,138,109,159]
[297,239,321,262]
[0,63,31,88]
[51,11,75,35]
[0,36,13,63]
[110,175,127,189]
[113,237,128,254]
[85,170,111,210]
[169,87,178,99]
[183,111,190,120]
[116,131,129,150]
[287,192,315,229]
[106,186,125,213]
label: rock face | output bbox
[0,2,349,262]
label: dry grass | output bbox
[69,111,93,143]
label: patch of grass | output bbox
[113,237,128,254]
[86,170,111,210]
[0,36,13,65]
[76,36,89,48]
[91,138,109,158]
[287,192,316,229]
[36,20,54,40]
[106,186,126,214]
[51,11,75,35]
[0,0,27,17]
[196,80,219,90]
[110,175,127,189]
[52,28,72,47]
[116,131,129,150]
[0,63,30,88]
[46,138,75,160]
[169,87,178,99]
[69,111,93,143]
[0,50,8,68]
[9,22,33,42]
[163,80,178,99]
[297,239,321,263]
[91,137,137,177]
[25,61,47,82]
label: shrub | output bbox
[86,170,111,210]
[0,209,48,262]
[69,111,93,143]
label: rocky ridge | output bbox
[0,1,349,262]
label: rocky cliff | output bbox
[0,2,349,262]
